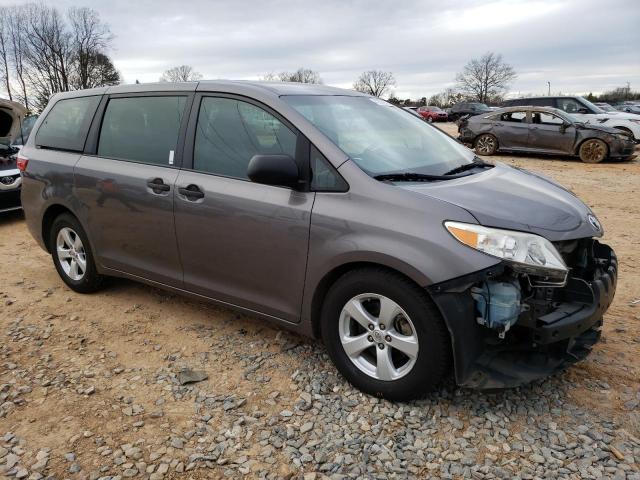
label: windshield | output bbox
[11,115,38,146]
[596,103,615,112]
[579,97,605,114]
[283,95,475,176]
[470,103,491,111]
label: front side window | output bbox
[532,112,564,125]
[500,111,527,123]
[310,145,348,192]
[194,97,297,179]
[283,95,475,177]
[36,96,100,151]
[98,96,187,165]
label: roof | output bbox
[505,95,579,101]
[482,105,570,116]
[50,80,367,101]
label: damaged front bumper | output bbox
[428,239,617,389]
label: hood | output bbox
[398,163,602,241]
[584,111,640,121]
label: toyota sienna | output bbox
[19,81,617,400]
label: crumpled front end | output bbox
[428,239,617,389]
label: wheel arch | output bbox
[309,261,432,339]
[41,204,81,253]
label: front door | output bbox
[528,111,575,153]
[74,94,190,286]
[174,95,314,322]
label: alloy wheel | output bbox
[580,139,607,163]
[475,135,496,154]
[338,293,419,381]
[56,227,87,281]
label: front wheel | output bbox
[49,213,105,293]
[579,139,607,163]
[321,268,451,401]
[427,116,434,123]
[474,134,498,155]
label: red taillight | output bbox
[16,154,28,172]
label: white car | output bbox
[503,96,640,141]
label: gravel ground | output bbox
[1,123,639,479]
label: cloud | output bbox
[17,0,640,98]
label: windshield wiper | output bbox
[441,159,492,176]
[373,159,493,183]
[374,172,464,182]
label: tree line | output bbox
[258,52,517,108]
[0,4,120,112]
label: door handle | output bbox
[493,122,503,127]
[178,184,205,200]
[147,178,170,192]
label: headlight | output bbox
[445,221,568,284]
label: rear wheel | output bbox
[49,213,104,293]
[321,268,451,401]
[579,139,607,163]
[474,134,498,155]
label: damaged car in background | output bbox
[458,106,636,163]
[20,83,617,400]
[0,99,36,213]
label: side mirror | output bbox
[247,154,301,189]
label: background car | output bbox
[417,106,448,122]
[615,103,640,115]
[448,102,492,121]
[0,143,21,213]
[458,106,636,163]
[402,106,425,119]
[594,102,618,112]
[502,95,640,141]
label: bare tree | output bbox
[0,4,118,111]
[160,65,202,82]
[0,8,12,100]
[353,70,396,97]
[22,3,75,109]
[68,7,112,89]
[455,52,516,103]
[280,68,321,84]
[7,6,29,109]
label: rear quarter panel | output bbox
[20,147,82,251]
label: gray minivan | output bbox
[19,81,617,400]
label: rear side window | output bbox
[193,97,297,179]
[98,96,187,165]
[36,96,100,151]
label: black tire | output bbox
[474,133,498,155]
[320,268,451,401]
[49,213,104,293]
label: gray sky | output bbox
[8,0,640,99]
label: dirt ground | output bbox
[1,123,639,479]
